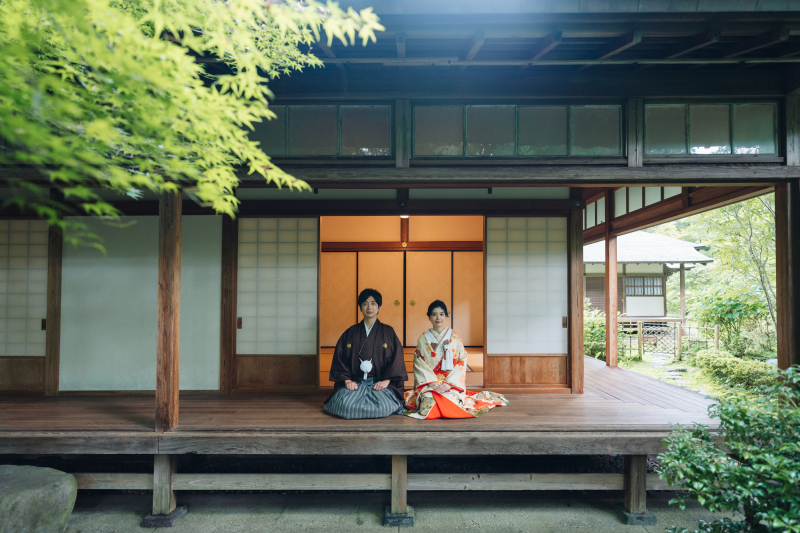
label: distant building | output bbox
[583,231,712,318]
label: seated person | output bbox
[324,288,408,419]
[403,300,508,420]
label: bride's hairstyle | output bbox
[426,300,449,317]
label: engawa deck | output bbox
[0,357,716,456]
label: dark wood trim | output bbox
[156,192,181,432]
[400,217,409,243]
[644,155,785,164]
[44,202,62,396]
[220,216,238,395]
[409,158,626,166]
[568,189,584,394]
[776,181,800,370]
[0,356,45,393]
[322,241,482,252]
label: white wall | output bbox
[60,215,221,391]
[625,263,664,274]
[626,296,665,317]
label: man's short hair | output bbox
[358,288,382,307]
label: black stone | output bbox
[615,503,656,526]
[384,505,414,527]
[141,505,187,527]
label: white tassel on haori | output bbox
[441,340,454,371]
[359,359,373,380]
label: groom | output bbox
[324,288,407,418]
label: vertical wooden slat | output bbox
[44,196,63,396]
[391,455,408,514]
[152,454,177,515]
[400,217,409,243]
[569,191,584,394]
[627,98,644,168]
[624,455,647,515]
[156,192,181,432]
[396,99,411,169]
[776,181,800,370]
[220,216,238,394]
[679,264,686,324]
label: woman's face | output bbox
[360,296,380,319]
[428,308,447,329]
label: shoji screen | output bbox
[485,217,569,391]
[235,218,318,390]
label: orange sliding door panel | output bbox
[358,252,405,336]
[453,251,484,347]
[319,252,357,347]
[406,252,452,346]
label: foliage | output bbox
[688,286,770,355]
[693,349,775,390]
[659,366,800,533]
[667,518,751,533]
[0,0,382,243]
[582,298,628,360]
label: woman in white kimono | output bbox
[403,300,508,420]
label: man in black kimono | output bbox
[324,288,408,418]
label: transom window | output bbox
[625,277,663,297]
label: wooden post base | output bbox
[152,454,177,516]
[141,505,187,527]
[615,503,656,526]
[384,505,415,527]
[623,455,647,517]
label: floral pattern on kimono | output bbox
[403,329,509,420]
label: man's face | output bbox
[360,296,381,319]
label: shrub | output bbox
[659,366,800,533]
[694,349,775,390]
[584,341,606,361]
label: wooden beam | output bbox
[173,474,390,491]
[220,216,238,394]
[459,32,485,71]
[605,191,618,368]
[322,241,481,252]
[44,195,63,396]
[579,30,643,71]
[569,189,584,394]
[520,32,562,70]
[75,473,153,490]
[391,455,408,515]
[315,39,346,72]
[665,29,721,59]
[396,33,405,59]
[156,191,181,432]
[623,455,647,515]
[723,28,790,58]
[775,181,800,370]
[152,454,177,516]
[323,56,800,67]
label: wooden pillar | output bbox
[152,454,177,515]
[626,98,644,168]
[568,190,585,394]
[391,455,408,514]
[624,455,647,515]
[156,191,181,432]
[776,181,800,370]
[44,197,63,396]
[220,216,238,394]
[679,264,686,324]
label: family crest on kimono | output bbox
[323,288,408,419]
[403,300,509,420]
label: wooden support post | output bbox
[156,191,181,432]
[618,455,654,524]
[569,190,585,394]
[605,190,618,367]
[220,216,238,394]
[152,454,177,515]
[391,455,408,514]
[675,323,683,362]
[775,180,800,370]
[627,98,644,168]
[44,192,63,396]
[679,264,686,325]
[637,322,644,359]
[714,324,720,350]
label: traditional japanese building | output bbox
[2,1,800,526]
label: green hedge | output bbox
[693,349,776,390]
[585,341,606,361]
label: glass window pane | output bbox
[628,187,643,211]
[288,106,338,156]
[518,106,568,156]
[645,105,687,155]
[614,188,627,218]
[341,106,391,156]
[249,106,286,156]
[585,202,596,228]
[466,106,515,156]
[570,106,621,156]
[645,187,662,206]
[733,104,776,155]
[596,197,606,224]
[664,186,681,199]
[414,106,463,156]
[690,105,731,154]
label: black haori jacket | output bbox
[327,320,408,403]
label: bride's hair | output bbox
[426,300,449,317]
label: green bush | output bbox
[659,366,800,533]
[584,341,606,361]
[694,349,775,390]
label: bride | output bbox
[403,300,508,420]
